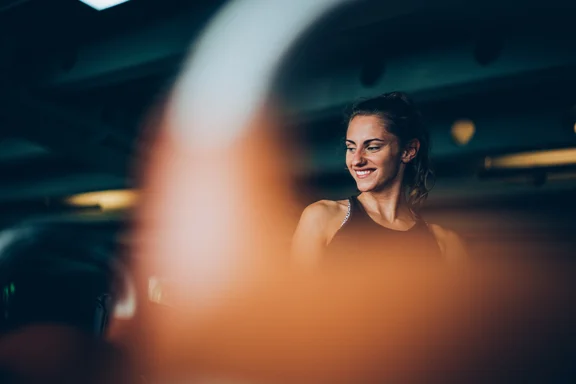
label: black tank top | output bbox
[325,195,442,262]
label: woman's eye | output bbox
[346,147,356,152]
[367,146,381,151]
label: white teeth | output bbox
[356,170,371,176]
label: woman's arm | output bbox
[291,202,330,268]
[291,201,344,268]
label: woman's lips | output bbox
[355,169,374,179]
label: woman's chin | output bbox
[356,181,376,192]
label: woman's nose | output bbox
[352,150,366,166]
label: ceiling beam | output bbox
[38,8,219,90]
[36,1,461,91]
[281,35,576,116]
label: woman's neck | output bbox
[358,183,415,225]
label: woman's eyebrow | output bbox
[345,138,388,146]
[346,138,386,143]
[362,138,386,145]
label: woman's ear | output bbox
[402,139,420,163]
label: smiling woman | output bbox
[292,92,467,266]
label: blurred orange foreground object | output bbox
[115,0,576,383]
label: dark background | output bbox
[0,0,575,259]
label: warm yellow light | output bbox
[485,148,576,169]
[65,189,139,211]
[451,119,475,146]
[573,122,576,134]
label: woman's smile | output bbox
[354,168,376,179]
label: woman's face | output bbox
[345,115,404,193]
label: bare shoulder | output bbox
[306,199,349,212]
[301,199,348,220]
[427,224,468,260]
[295,199,349,246]
[292,199,350,266]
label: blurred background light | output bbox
[65,189,138,211]
[148,277,163,304]
[451,119,476,146]
[78,0,130,11]
[485,148,576,169]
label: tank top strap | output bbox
[416,215,432,231]
[340,198,352,228]
[349,194,365,214]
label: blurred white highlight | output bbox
[171,0,352,145]
[112,261,136,319]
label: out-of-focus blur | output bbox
[1,0,576,383]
